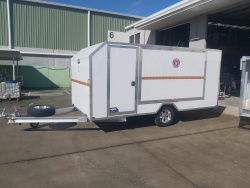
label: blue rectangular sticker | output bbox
[109,107,119,113]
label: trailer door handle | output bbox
[131,81,135,86]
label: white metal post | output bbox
[16,60,19,81]
[12,57,15,81]
[7,0,12,49]
[88,10,91,47]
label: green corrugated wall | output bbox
[11,1,140,50]
[0,0,8,46]
[20,66,71,88]
[0,65,70,89]
[91,12,140,45]
[12,0,88,51]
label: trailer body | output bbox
[71,42,222,121]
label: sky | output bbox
[45,0,181,17]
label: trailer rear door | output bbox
[108,45,137,116]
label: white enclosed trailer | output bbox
[2,42,221,127]
[71,42,222,126]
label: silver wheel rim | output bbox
[34,105,50,110]
[160,109,171,123]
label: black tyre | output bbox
[155,106,174,127]
[30,123,39,128]
[27,104,56,117]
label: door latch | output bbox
[131,81,135,86]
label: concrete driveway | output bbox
[0,90,249,188]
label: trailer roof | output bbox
[0,49,23,61]
[72,43,104,60]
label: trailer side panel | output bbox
[71,57,90,117]
[140,49,206,103]
[91,44,108,119]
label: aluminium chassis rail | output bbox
[7,116,88,124]
[1,106,88,127]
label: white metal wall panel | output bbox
[71,57,90,117]
[141,80,204,101]
[174,50,222,110]
[92,44,108,119]
[243,60,250,109]
[137,103,162,114]
[239,58,250,117]
[203,51,221,106]
[137,50,221,113]
[109,46,137,113]
[141,49,206,101]
[142,50,205,76]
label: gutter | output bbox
[21,52,75,57]
[126,0,212,30]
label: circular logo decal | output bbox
[172,58,180,68]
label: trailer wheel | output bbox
[28,105,56,117]
[30,123,39,128]
[155,106,174,127]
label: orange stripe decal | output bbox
[72,79,90,86]
[141,76,204,80]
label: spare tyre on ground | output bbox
[27,104,56,117]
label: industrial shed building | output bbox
[0,0,141,88]
[116,0,250,94]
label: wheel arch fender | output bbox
[156,103,179,114]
